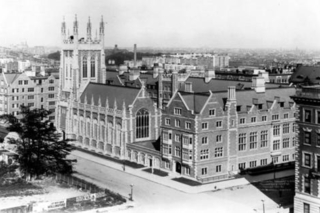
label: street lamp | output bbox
[261,200,265,213]
[130,184,134,201]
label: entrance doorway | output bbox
[175,162,181,173]
[149,158,153,167]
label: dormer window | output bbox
[236,106,241,112]
[209,109,215,116]
[174,108,182,115]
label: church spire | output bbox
[87,16,92,40]
[61,16,66,41]
[73,14,78,35]
[99,16,104,35]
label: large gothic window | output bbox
[91,57,95,77]
[116,124,121,146]
[83,57,87,78]
[136,109,149,139]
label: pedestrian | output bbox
[123,163,126,171]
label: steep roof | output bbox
[290,65,320,84]
[4,73,20,84]
[80,83,140,108]
[179,92,209,113]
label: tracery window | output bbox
[91,56,95,77]
[83,57,87,78]
[136,109,149,139]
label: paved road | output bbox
[72,154,288,213]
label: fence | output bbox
[55,173,101,193]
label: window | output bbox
[216,121,222,127]
[12,89,14,93]
[261,130,268,147]
[216,135,222,142]
[273,140,280,150]
[165,118,170,125]
[249,161,257,168]
[216,165,221,173]
[49,101,55,105]
[283,138,290,148]
[273,125,280,136]
[28,103,34,107]
[24,80,28,85]
[209,109,215,116]
[175,119,181,127]
[18,80,22,85]
[283,155,289,162]
[48,87,55,91]
[249,132,257,149]
[272,114,279,120]
[303,153,311,167]
[169,145,172,154]
[238,162,246,169]
[175,146,181,157]
[303,203,310,213]
[202,122,208,130]
[28,95,34,99]
[304,109,311,122]
[175,134,181,142]
[214,147,223,157]
[202,137,208,145]
[284,113,289,119]
[317,134,320,147]
[186,122,191,129]
[273,156,279,163]
[251,117,256,123]
[200,149,209,160]
[283,123,289,134]
[90,57,95,77]
[28,88,34,92]
[48,94,54,98]
[174,108,182,115]
[304,177,311,194]
[317,111,320,124]
[304,132,311,145]
[239,118,245,124]
[136,109,149,139]
[262,116,267,121]
[239,133,247,151]
[49,79,54,84]
[260,159,267,166]
[83,57,87,78]
[201,167,207,175]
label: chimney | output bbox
[134,44,137,68]
[205,70,215,83]
[252,73,265,93]
[228,86,236,101]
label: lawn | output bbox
[142,168,168,177]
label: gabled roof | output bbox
[179,92,210,114]
[80,83,140,108]
[3,73,20,84]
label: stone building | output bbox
[0,72,58,119]
[291,86,320,213]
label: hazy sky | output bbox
[1,0,320,49]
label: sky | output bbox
[0,0,320,49]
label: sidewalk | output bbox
[70,150,294,194]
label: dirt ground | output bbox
[0,177,87,210]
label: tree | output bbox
[0,106,75,180]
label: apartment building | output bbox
[0,72,59,120]
[291,86,320,213]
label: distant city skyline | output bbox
[1,0,320,50]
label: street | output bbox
[72,154,289,213]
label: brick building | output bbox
[291,86,320,213]
[161,82,296,182]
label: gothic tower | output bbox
[56,15,106,136]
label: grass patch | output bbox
[172,177,202,186]
[142,168,168,177]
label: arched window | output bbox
[136,109,149,139]
[83,57,87,78]
[91,57,95,77]
[100,125,105,141]
[87,122,90,137]
[94,123,98,139]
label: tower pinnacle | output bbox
[87,16,92,40]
